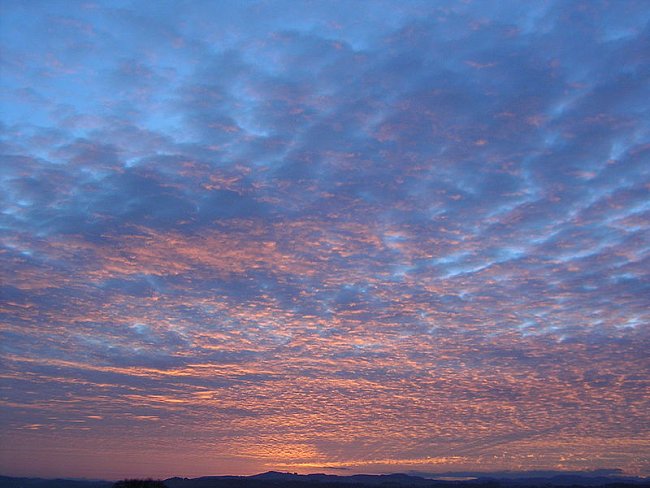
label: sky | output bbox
[0,0,649,481]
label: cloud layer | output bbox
[1,0,649,480]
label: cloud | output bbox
[1,0,649,479]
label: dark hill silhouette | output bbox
[162,472,649,488]
[1,471,648,488]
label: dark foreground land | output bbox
[1,471,648,488]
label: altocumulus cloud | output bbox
[1,0,649,480]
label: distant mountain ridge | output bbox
[1,471,648,488]
[0,476,112,488]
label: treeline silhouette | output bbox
[113,480,167,488]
